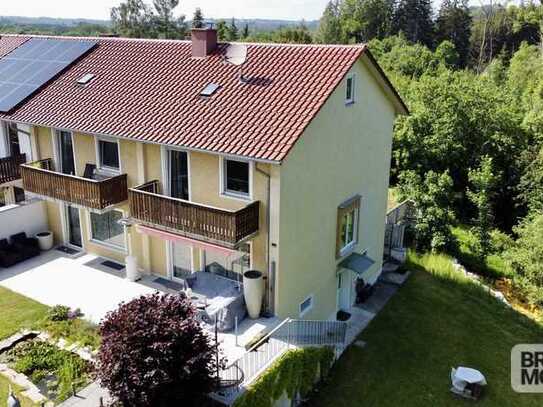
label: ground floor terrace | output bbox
[0,249,280,364]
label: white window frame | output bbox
[87,208,128,253]
[345,73,356,105]
[60,203,84,250]
[219,156,253,201]
[0,121,9,158]
[339,205,359,258]
[167,240,195,282]
[4,121,33,161]
[299,294,314,317]
[95,136,121,174]
[161,145,192,200]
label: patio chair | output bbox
[0,238,24,268]
[10,232,40,259]
[83,163,97,179]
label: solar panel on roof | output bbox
[200,83,220,97]
[0,38,97,112]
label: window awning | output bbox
[339,252,375,276]
[135,225,237,256]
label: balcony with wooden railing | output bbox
[129,180,260,248]
[0,153,26,185]
[21,158,128,210]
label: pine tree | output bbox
[192,7,204,28]
[436,0,472,67]
[216,20,228,40]
[392,0,435,47]
[317,0,343,43]
[242,23,250,39]
[227,18,239,41]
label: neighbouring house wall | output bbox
[275,56,396,320]
[45,201,63,245]
[35,127,53,161]
[190,151,272,279]
[120,139,138,188]
[144,143,162,183]
[73,132,95,176]
[149,234,167,276]
[0,200,48,240]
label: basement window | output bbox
[200,83,220,97]
[299,295,314,317]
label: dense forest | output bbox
[2,0,543,309]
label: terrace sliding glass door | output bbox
[169,150,189,200]
[57,130,75,175]
[66,205,82,248]
[172,242,192,281]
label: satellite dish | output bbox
[225,43,248,66]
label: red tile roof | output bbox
[0,35,399,162]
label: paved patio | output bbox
[0,250,279,361]
[0,250,156,324]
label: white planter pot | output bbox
[243,270,264,319]
[125,255,140,282]
[36,231,53,251]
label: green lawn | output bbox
[0,286,48,340]
[0,286,48,406]
[310,251,543,407]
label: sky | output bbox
[0,0,331,22]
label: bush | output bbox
[505,213,543,306]
[490,229,514,253]
[47,305,71,322]
[7,340,91,401]
[97,293,218,407]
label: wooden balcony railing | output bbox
[0,154,26,185]
[129,180,260,248]
[21,158,128,210]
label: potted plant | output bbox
[243,270,264,319]
[36,231,54,251]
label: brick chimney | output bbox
[191,28,218,58]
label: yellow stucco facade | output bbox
[274,56,396,320]
[12,52,398,323]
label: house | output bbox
[0,29,407,322]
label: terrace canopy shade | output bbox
[339,252,375,277]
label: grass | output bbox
[0,287,99,404]
[451,225,511,279]
[0,376,37,407]
[0,286,48,340]
[310,250,543,407]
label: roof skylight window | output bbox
[77,73,96,85]
[200,83,220,97]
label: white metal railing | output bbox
[211,318,347,404]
